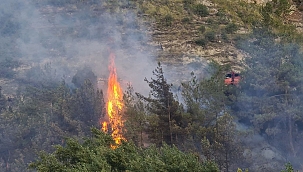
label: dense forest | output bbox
[1,0,303,171]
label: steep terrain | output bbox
[1,0,303,171]
[142,0,303,171]
[149,0,247,71]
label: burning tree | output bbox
[101,51,126,147]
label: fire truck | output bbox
[224,71,241,86]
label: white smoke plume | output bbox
[1,0,157,95]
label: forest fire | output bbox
[101,51,126,147]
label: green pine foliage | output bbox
[29,128,219,172]
[123,85,147,147]
[0,69,105,170]
[181,63,243,171]
[136,62,185,146]
[281,162,298,172]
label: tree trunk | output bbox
[169,110,172,145]
[140,122,143,148]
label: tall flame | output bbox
[102,51,125,146]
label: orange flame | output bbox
[102,51,125,147]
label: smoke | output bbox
[0,0,214,98]
[0,0,158,95]
[234,29,303,170]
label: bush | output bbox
[181,17,191,23]
[216,9,225,17]
[281,162,295,172]
[195,38,207,47]
[162,14,174,26]
[204,31,216,42]
[206,18,214,24]
[221,32,229,42]
[225,23,238,34]
[198,25,206,33]
[194,4,209,17]
[217,10,229,24]
[183,0,195,10]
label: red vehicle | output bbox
[224,71,241,85]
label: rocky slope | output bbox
[149,0,303,73]
[147,0,249,74]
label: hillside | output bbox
[0,0,303,171]
[142,1,303,170]
[144,0,303,67]
[147,0,248,69]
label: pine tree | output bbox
[181,63,242,171]
[181,63,227,148]
[70,80,105,133]
[136,62,184,146]
[123,84,147,147]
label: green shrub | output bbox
[273,0,290,16]
[216,9,225,17]
[181,17,191,23]
[183,0,195,10]
[225,23,238,34]
[281,162,296,172]
[221,32,228,42]
[195,38,207,47]
[199,25,206,33]
[217,10,229,24]
[162,14,174,26]
[206,18,214,24]
[194,4,209,17]
[204,31,216,42]
[183,0,195,6]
